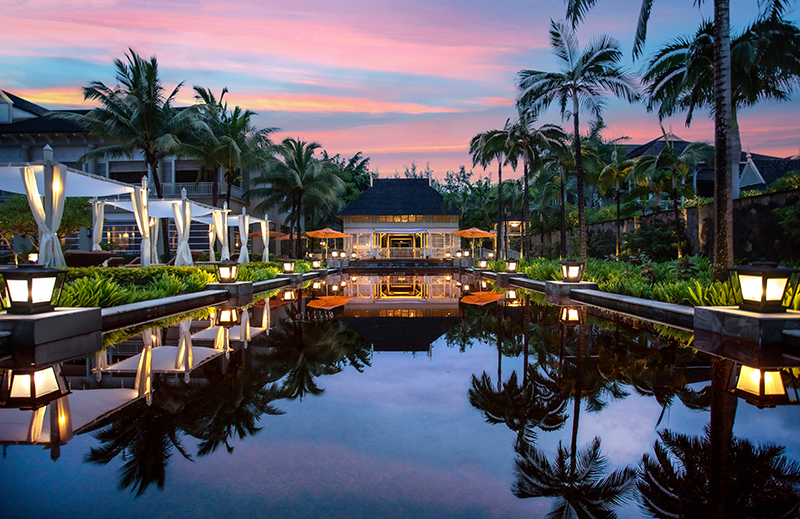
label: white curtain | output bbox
[208,223,217,262]
[214,326,230,359]
[172,191,193,266]
[239,308,251,343]
[136,329,158,405]
[150,217,160,265]
[21,165,66,267]
[175,318,193,382]
[212,204,230,260]
[131,177,151,267]
[91,199,104,251]
[260,219,269,260]
[237,207,249,264]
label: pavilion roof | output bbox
[337,178,460,217]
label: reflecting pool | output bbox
[2,273,799,518]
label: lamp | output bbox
[282,290,296,302]
[463,250,471,258]
[478,259,488,269]
[331,251,339,258]
[505,260,518,273]
[728,363,800,408]
[559,306,584,325]
[456,251,463,258]
[214,261,239,283]
[311,259,322,269]
[729,261,798,313]
[215,306,241,327]
[507,289,517,300]
[445,251,451,259]
[488,251,494,259]
[331,284,340,292]
[445,274,451,281]
[560,260,585,283]
[27,253,38,263]
[0,365,70,409]
[1,265,65,314]
[351,251,357,259]
[461,283,471,294]
[351,275,358,282]
[480,280,488,289]
[282,260,295,274]
[312,281,321,290]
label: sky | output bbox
[1,0,799,178]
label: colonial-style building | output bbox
[336,178,460,259]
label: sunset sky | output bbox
[2,0,798,178]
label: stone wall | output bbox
[528,189,800,262]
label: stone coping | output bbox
[102,290,229,332]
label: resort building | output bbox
[336,177,461,259]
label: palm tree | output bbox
[52,49,189,260]
[630,133,713,257]
[183,86,229,207]
[639,429,800,518]
[565,0,792,281]
[598,147,635,258]
[470,128,511,260]
[517,20,638,263]
[249,138,345,258]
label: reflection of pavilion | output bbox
[338,274,462,353]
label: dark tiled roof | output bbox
[0,112,86,133]
[2,90,49,117]
[337,178,458,216]
[340,316,460,351]
[749,157,800,185]
[623,133,694,159]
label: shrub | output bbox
[60,275,136,308]
[621,220,683,262]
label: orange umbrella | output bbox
[306,228,349,258]
[460,291,503,306]
[454,228,495,256]
[249,230,287,240]
[275,232,307,241]
[307,296,352,310]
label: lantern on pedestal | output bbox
[1,265,65,314]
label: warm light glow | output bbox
[9,373,31,398]
[6,279,29,303]
[510,221,520,228]
[312,260,321,269]
[340,281,347,287]
[283,261,295,273]
[332,251,339,258]
[122,232,129,238]
[739,274,787,302]
[456,251,462,258]
[445,251,451,258]
[481,281,487,289]
[332,284,339,292]
[478,260,488,268]
[737,366,785,396]
[218,264,238,282]
[462,284,470,292]
[52,177,62,195]
[351,276,358,282]
[507,290,517,299]
[445,275,451,281]
[219,309,234,322]
[28,253,38,263]
[283,291,295,301]
[351,251,357,258]
[506,261,517,272]
[10,367,59,398]
[463,250,470,257]
[313,281,321,289]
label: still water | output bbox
[2,273,799,518]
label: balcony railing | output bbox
[161,182,246,201]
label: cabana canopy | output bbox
[0,162,134,198]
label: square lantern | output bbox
[461,283,471,294]
[215,306,241,327]
[456,251,463,258]
[507,289,518,301]
[488,252,494,259]
[351,251,358,259]
[331,284,340,292]
[1,265,65,314]
[478,259,488,269]
[311,260,322,269]
[445,274,452,281]
[282,260,296,274]
[282,290,297,302]
[0,365,70,409]
[445,251,451,259]
[27,253,38,264]
[351,275,358,282]
[331,251,339,258]
[559,306,585,325]
[480,280,488,289]
[728,363,800,408]
[312,281,321,290]
[560,260,585,283]
[506,260,518,273]
[215,261,239,283]
[729,261,798,313]
[463,250,471,258]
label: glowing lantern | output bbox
[560,260,585,283]
[1,265,65,314]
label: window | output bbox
[352,215,370,223]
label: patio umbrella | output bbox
[307,296,352,310]
[307,228,349,259]
[454,228,495,257]
[250,230,286,240]
[460,291,503,306]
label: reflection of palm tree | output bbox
[256,317,371,400]
[639,428,800,518]
[514,437,636,518]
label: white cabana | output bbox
[213,204,231,260]
[260,219,270,258]
[208,223,217,262]
[91,199,104,252]
[131,178,152,267]
[238,207,249,264]
[22,163,66,267]
[172,190,193,267]
[196,208,268,262]
[149,217,160,265]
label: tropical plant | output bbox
[598,147,635,257]
[51,49,190,260]
[248,138,345,258]
[470,128,512,259]
[517,20,638,263]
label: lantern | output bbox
[478,259,488,269]
[461,283,471,294]
[1,265,65,314]
[445,274,452,281]
[351,275,358,282]
[456,251,463,258]
[463,250,471,258]
[506,260,518,273]
[488,252,494,259]
[311,260,322,269]
[728,363,800,408]
[0,365,70,409]
[729,261,798,313]
[445,251,451,259]
[215,306,241,327]
[214,261,239,283]
[27,253,38,263]
[331,251,339,258]
[312,281,321,290]
[559,306,584,325]
[351,251,357,259]
[282,260,295,274]
[282,290,296,302]
[560,260,585,283]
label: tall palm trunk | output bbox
[672,174,683,258]
[496,303,503,391]
[570,324,584,476]
[573,96,586,262]
[712,0,733,281]
[497,160,504,260]
[146,154,172,263]
[560,169,567,258]
[522,162,530,258]
[709,356,737,519]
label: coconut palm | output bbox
[598,147,635,258]
[51,49,190,260]
[565,0,793,281]
[517,20,638,263]
[639,428,800,518]
[630,133,713,257]
[470,128,512,259]
[249,138,345,258]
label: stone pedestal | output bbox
[206,281,253,296]
[694,306,800,346]
[545,280,599,297]
[0,307,102,354]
